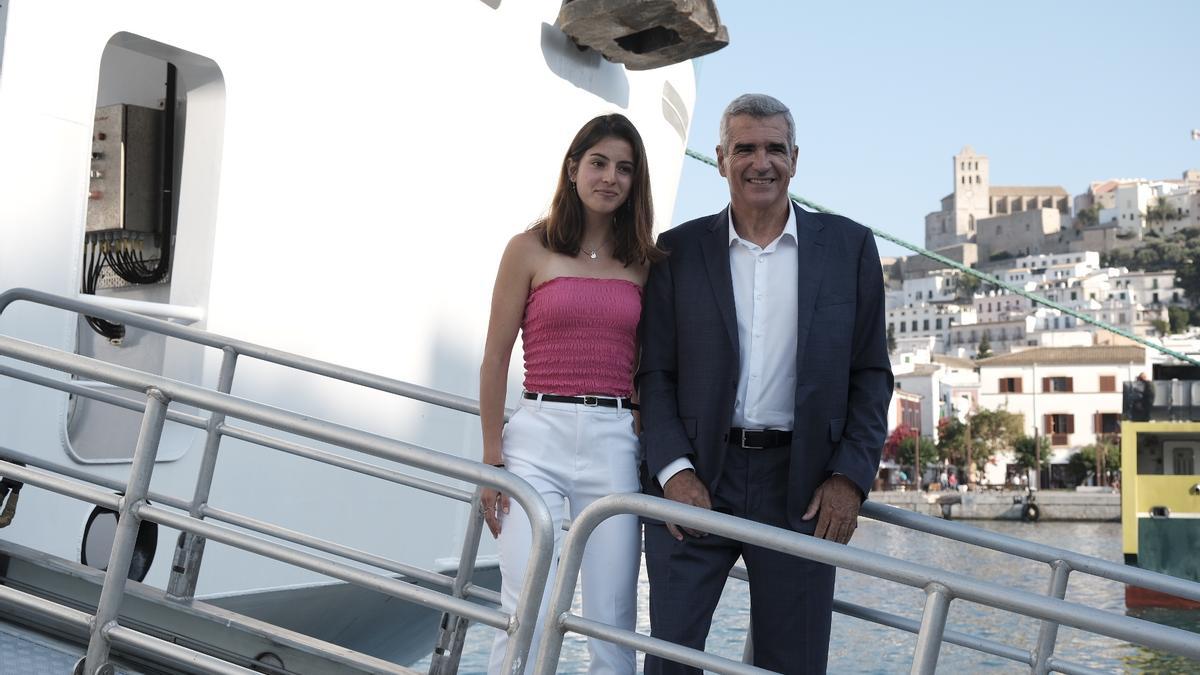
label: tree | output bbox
[1013,435,1051,472]
[957,272,981,302]
[1067,441,1122,487]
[1146,197,1179,225]
[936,417,970,468]
[968,409,1025,479]
[976,332,992,359]
[1076,203,1101,228]
[895,435,935,470]
[1168,306,1190,333]
[882,425,916,463]
[1151,318,1169,336]
[886,324,897,355]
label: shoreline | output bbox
[868,488,1120,521]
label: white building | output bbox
[976,345,1146,486]
[901,271,962,306]
[888,303,975,352]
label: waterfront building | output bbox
[976,345,1145,486]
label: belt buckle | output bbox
[583,396,599,407]
[740,429,764,450]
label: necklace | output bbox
[582,239,610,260]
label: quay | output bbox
[870,488,1121,521]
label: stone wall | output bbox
[868,489,1120,521]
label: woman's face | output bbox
[569,136,635,219]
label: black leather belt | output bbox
[524,392,638,410]
[727,428,792,449]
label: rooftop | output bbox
[933,354,976,370]
[896,364,942,376]
[989,186,1069,197]
[977,345,1144,367]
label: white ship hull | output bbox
[0,1,697,665]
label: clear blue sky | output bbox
[672,1,1200,257]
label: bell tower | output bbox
[952,146,990,239]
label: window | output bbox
[998,377,1022,393]
[1070,291,1077,301]
[923,319,930,331]
[911,320,917,331]
[1099,375,1116,392]
[1095,413,1120,434]
[899,322,906,333]
[1045,414,1074,445]
[936,318,943,330]
[1042,377,1073,393]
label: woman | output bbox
[479,113,661,674]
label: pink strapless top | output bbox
[522,276,642,398]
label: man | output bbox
[637,93,893,673]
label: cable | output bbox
[685,148,1200,367]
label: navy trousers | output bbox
[644,444,836,674]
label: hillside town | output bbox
[881,146,1200,491]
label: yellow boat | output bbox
[1120,420,1200,609]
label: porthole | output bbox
[81,504,158,582]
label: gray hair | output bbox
[719,93,795,153]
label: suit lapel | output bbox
[793,203,827,375]
[700,207,739,355]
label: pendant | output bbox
[589,250,598,259]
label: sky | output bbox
[671,1,1200,258]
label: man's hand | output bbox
[662,470,711,540]
[801,474,862,544]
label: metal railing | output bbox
[0,287,521,673]
[0,287,554,675]
[5,287,1200,674]
[535,494,1200,675]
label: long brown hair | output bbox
[532,114,663,266]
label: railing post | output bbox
[1031,560,1071,675]
[910,583,952,675]
[83,388,169,675]
[429,488,488,675]
[167,348,237,599]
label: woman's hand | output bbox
[481,486,510,538]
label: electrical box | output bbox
[86,104,163,233]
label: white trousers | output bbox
[487,396,641,675]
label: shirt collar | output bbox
[728,201,798,249]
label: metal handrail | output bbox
[0,332,552,675]
[0,288,483,415]
[0,286,508,668]
[534,494,1200,675]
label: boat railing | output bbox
[3,288,1200,674]
[538,494,1200,675]
[0,326,554,675]
[0,286,517,672]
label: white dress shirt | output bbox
[658,204,800,487]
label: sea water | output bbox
[428,520,1199,673]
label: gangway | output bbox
[1,289,1199,674]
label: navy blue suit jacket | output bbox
[637,202,894,531]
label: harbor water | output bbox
[431,519,1199,673]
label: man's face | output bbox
[716,114,797,214]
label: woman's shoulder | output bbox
[503,230,549,261]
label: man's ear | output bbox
[789,146,799,177]
[715,145,727,178]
